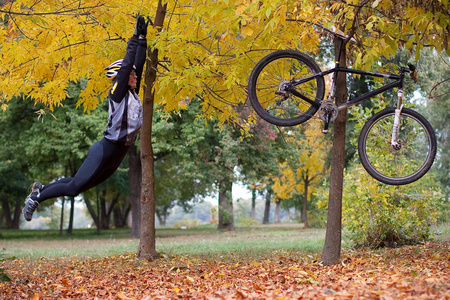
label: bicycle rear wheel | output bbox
[248,50,325,126]
[358,107,436,185]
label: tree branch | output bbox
[429,77,450,99]
[0,3,106,16]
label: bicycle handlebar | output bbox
[400,63,418,82]
[408,64,418,82]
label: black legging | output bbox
[37,138,129,203]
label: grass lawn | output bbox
[1,222,448,259]
[0,224,326,258]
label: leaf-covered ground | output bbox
[1,241,449,299]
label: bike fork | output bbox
[391,89,404,150]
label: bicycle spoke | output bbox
[365,114,429,178]
[249,51,324,125]
[359,108,436,185]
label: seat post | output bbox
[335,36,345,65]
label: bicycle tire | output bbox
[358,107,436,185]
[248,50,325,126]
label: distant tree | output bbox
[262,187,273,224]
[417,50,450,196]
[272,121,330,228]
[128,144,141,237]
[237,108,284,223]
[0,79,134,232]
[154,154,203,226]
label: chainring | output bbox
[318,100,339,122]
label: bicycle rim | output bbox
[248,50,324,126]
[358,108,436,185]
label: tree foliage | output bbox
[1,0,449,263]
[319,0,450,66]
[417,50,450,194]
[342,165,445,248]
[1,0,448,122]
[338,98,447,248]
[271,121,331,227]
[272,122,330,199]
[0,0,155,111]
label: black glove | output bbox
[134,15,149,38]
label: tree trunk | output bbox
[274,200,280,223]
[138,0,167,260]
[302,177,309,228]
[321,39,348,266]
[128,145,141,238]
[217,176,234,230]
[84,197,99,229]
[106,192,120,225]
[59,198,65,236]
[12,198,21,229]
[67,197,75,235]
[263,189,272,224]
[113,203,129,228]
[1,196,12,229]
[96,193,100,233]
[251,188,256,219]
[157,214,166,226]
[100,190,109,230]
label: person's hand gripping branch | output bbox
[134,15,149,39]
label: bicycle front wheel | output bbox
[358,107,436,185]
[248,50,325,126]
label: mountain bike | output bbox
[247,31,436,185]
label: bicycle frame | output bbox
[248,33,435,185]
[291,65,405,111]
[290,35,410,145]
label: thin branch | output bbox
[428,77,450,99]
[165,0,178,31]
[0,3,106,16]
[347,0,372,41]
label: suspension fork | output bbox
[391,89,404,149]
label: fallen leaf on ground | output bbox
[1,242,449,299]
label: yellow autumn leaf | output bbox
[0,0,447,128]
[241,26,253,38]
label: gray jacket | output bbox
[104,36,146,145]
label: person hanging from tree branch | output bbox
[23,15,149,221]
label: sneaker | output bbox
[23,198,39,221]
[22,182,42,221]
[31,182,43,193]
